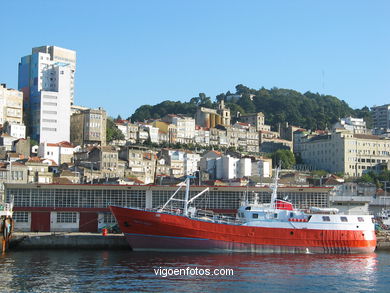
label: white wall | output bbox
[50,212,80,232]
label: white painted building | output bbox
[237,158,251,178]
[333,117,367,134]
[0,83,24,125]
[38,141,75,165]
[170,115,195,144]
[0,133,18,151]
[18,46,75,144]
[32,46,77,104]
[6,123,26,139]
[184,152,201,175]
[141,124,159,143]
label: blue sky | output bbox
[0,0,389,118]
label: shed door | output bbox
[79,212,98,232]
[31,212,51,232]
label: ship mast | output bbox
[270,167,280,209]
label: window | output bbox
[43,102,57,106]
[358,217,364,222]
[252,213,258,219]
[56,212,77,223]
[340,216,348,222]
[43,110,57,115]
[103,213,116,224]
[14,211,29,223]
[322,216,330,222]
[43,119,57,123]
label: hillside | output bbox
[129,85,372,130]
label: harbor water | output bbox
[0,250,389,292]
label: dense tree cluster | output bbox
[129,85,371,130]
[271,150,296,169]
[357,170,390,188]
[106,117,125,142]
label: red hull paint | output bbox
[110,206,376,254]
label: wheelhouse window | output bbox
[358,217,364,222]
[322,216,330,222]
[340,216,348,222]
[252,213,258,219]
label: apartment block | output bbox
[70,107,107,146]
[18,46,75,143]
[299,129,390,176]
[371,104,390,131]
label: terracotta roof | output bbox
[236,122,250,126]
[27,156,43,163]
[60,170,78,177]
[53,177,73,184]
[46,141,74,148]
[354,134,383,140]
[42,159,58,166]
[100,146,117,152]
[10,161,25,166]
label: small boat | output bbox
[0,199,14,253]
[110,169,376,253]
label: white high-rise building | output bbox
[32,46,76,104]
[18,46,76,143]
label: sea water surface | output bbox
[0,250,389,292]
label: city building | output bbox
[88,146,119,179]
[195,100,231,128]
[25,157,54,184]
[332,117,368,134]
[259,130,293,153]
[194,126,210,146]
[162,115,195,144]
[32,46,76,104]
[5,123,26,139]
[70,107,107,146]
[0,83,24,126]
[119,145,156,184]
[115,121,139,144]
[298,129,390,176]
[279,122,303,141]
[371,104,390,131]
[139,124,159,144]
[38,141,75,165]
[12,138,31,157]
[238,112,270,131]
[18,46,76,143]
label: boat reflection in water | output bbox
[0,250,383,292]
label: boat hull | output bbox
[110,206,376,254]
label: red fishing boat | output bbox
[110,169,376,254]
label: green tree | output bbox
[271,150,296,169]
[106,117,125,142]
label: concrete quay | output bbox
[8,231,390,251]
[376,231,390,250]
[10,232,130,250]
